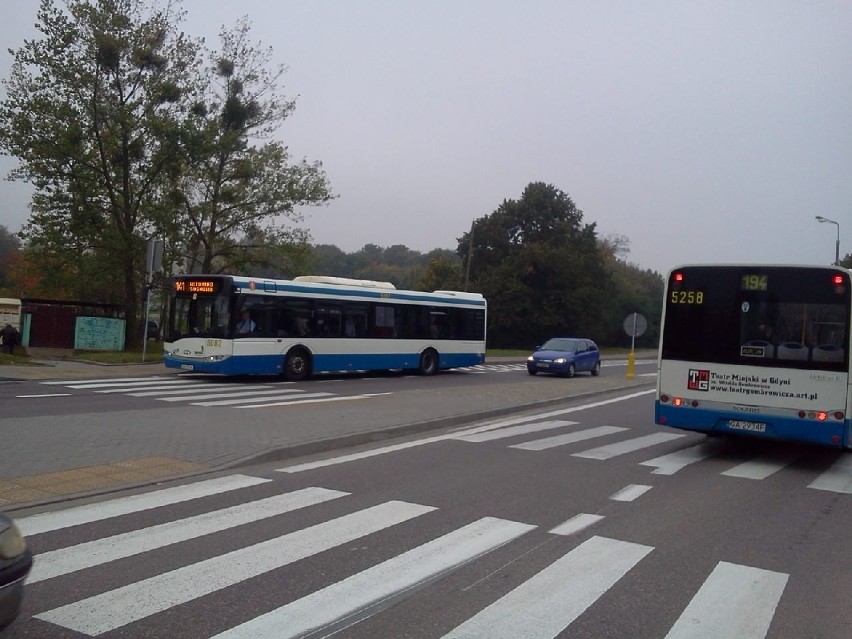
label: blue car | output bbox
[527,337,601,377]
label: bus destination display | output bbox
[175,279,218,294]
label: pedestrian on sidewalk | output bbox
[1,323,20,355]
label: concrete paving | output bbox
[0,351,658,511]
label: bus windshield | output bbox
[170,293,231,340]
[662,266,850,373]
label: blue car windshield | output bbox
[541,338,578,352]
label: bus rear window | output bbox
[662,266,850,371]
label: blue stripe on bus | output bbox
[230,280,486,306]
[655,402,850,448]
[165,351,485,376]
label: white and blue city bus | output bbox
[164,274,487,380]
[656,264,852,448]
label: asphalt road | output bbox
[6,387,851,638]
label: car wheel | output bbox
[565,363,575,378]
[419,348,439,375]
[284,348,311,381]
[591,361,601,376]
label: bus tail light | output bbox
[660,394,670,403]
[816,411,828,422]
[673,397,684,407]
[691,400,700,408]
[834,411,845,420]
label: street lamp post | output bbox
[815,216,840,266]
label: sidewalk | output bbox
[0,351,658,511]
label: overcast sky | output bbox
[2,0,851,275]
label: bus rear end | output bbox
[655,265,852,448]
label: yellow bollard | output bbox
[626,350,636,379]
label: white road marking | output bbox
[549,514,604,536]
[35,500,436,636]
[510,426,627,451]
[238,393,391,408]
[808,454,852,494]
[663,562,788,639]
[190,392,333,406]
[641,443,718,475]
[572,433,686,460]
[17,474,271,536]
[29,487,348,583]
[15,393,71,398]
[610,484,652,502]
[278,390,655,473]
[722,451,802,480]
[158,389,306,403]
[41,377,176,386]
[454,420,579,442]
[210,517,535,639]
[128,384,274,397]
[441,536,653,639]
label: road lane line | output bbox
[455,420,579,442]
[17,474,271,536]
[35,500,436,636]
[239,393,391,408]
[572,433,685,460]
[441,536,653,639]
[128,384,274,397]
[510,426,627,451]
[156,389,304,402]
[209,517,535,639]
[189,392,330,406]
[663,562,788,639]
[29,487,349,583]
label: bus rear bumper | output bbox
[655,402,850,448]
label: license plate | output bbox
[538,362,550,368]
[180,364,194,371]
[728,420,766,432]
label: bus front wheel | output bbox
[284,349,312,382]
[419,349,439,376]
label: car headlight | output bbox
[527,356,534,362]
[555,357,566,364]
[0,521,27,559]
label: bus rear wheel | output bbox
[419,349,439,376]
[284,348,311,382]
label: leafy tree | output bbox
[459,182,610,348]
[0,0,198,339]
[171,17,332,275]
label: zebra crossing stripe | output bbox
[35,500,436,636]
[209,516,536,639]
[721,450,801,480]
[441,535,653,639]
[609,484,652,502]
[17,474,272,536]
[41,377,176,386]
[455,420,580,443]
[807,455,852,494]
[28,487,349,583]
[640,443,718,475]
[279,390,656,473]
[509,426,627,451]
[128,384,274,397]
[73,380,198,390]
[663,562,788,639]
[159,388,305,402]
[572,433,686,460]
[191,392,334,407]
[238,393,391,409]
[94,382,229,394]
[549,514,604,536]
